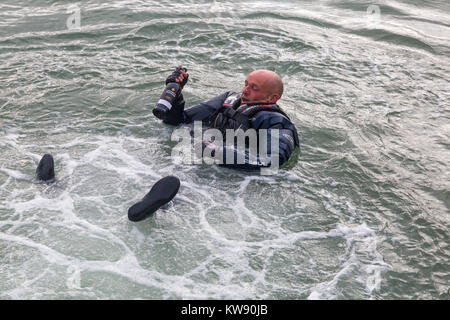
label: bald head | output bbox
[241,70,284,104]
[250,70,284,97]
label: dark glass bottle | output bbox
[153,67,187,120]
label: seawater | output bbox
[0,0,449,299]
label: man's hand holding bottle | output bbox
[153,66,189,120]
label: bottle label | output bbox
[157,99,173,110]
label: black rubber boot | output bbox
[36,154,55,182]
[128,176,180,222]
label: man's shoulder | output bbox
[253,109,299,146]
[252,107,292,125]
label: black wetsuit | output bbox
[160,91,300,171]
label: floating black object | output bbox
[36,154,55,182]
[128,176,180,222]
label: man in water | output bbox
[154,68,299,171]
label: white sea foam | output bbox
[307,223,391,300]
[0,120,394,300]
[0,168,29,180]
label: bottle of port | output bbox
[153,67,187,120]
[152,82,181,120]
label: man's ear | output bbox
[269,93,280,103]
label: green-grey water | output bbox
[0,0,449,299]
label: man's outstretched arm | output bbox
[162,92,232,125]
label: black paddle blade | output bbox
[128,176,180,222]
[36,154,55,182]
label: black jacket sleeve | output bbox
[162,92,231,125]
[203,112,299,171]
[212,123,298,171]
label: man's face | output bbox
[241,72,277,104]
